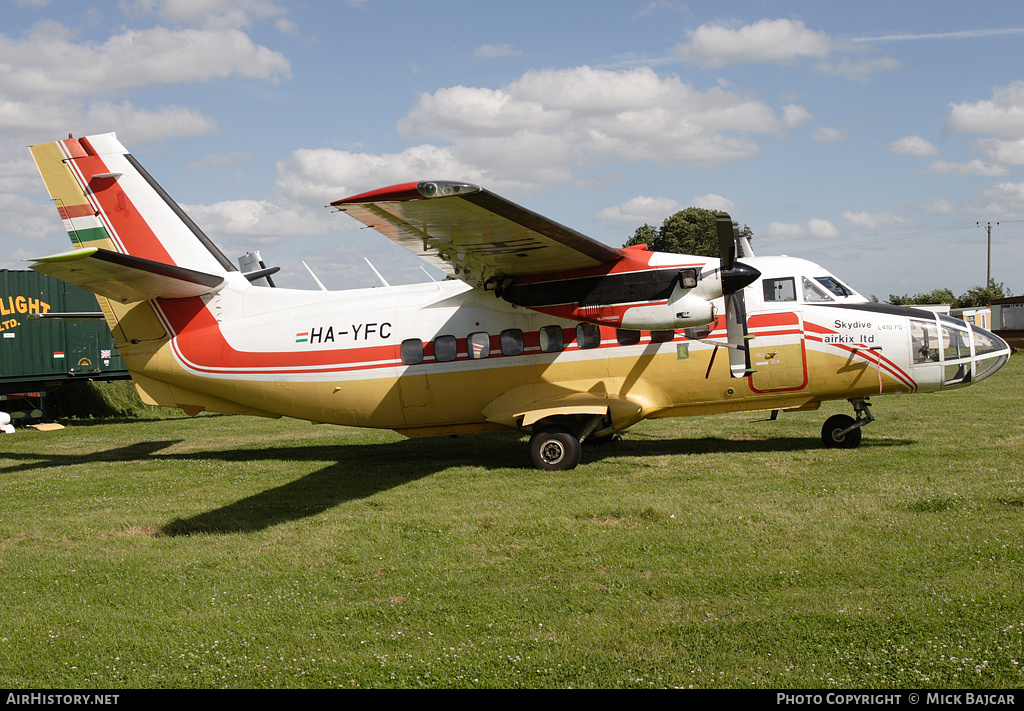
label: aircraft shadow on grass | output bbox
[2,433,912,536]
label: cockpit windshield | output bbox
[802,277,833,302]
[815,276,855,298]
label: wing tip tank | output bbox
[331,180,481,206]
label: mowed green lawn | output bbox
[1,357,1022,689]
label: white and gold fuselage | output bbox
[27,133,1010,466]
[110,258,1008,439]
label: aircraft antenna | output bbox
[363,258,390,287]
[302,261,328,291]
[419,266,441,287]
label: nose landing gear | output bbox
[822,397,875,449]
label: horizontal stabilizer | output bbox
[29,247,225,302]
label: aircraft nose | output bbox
[969,323,1011,384]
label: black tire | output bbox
[822,414,861,449]
[529,427,582,470]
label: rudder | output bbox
[30,133,236,275]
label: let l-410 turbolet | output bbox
[28,133,1010,470]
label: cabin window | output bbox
[500,329,524,356]
[467,332,490,359]
[650,329,675,343]
[616,329,641,346]
[401,338,424,365]
[539,325,563,353]
[802,277,833,302]
[576,323,601,349]
[434,335,457,362]
[763,277,796,302]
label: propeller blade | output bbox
[716,213,737,271]
[724,291,752,378]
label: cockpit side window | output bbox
[910,319,940,364]
[802,277,833,302]
[763,277,796,302]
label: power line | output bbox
[794,219,1024,259]
[793,223,976,257]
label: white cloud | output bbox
[632,1,675,20]
[597,193,738,225]
[976,137,1024,165]
[181,199,332,243]
[966,181,1024,216]
[0,96,218,141]
[0,22,291,99]
[674,18,900,81]
[121,0,291,30]
[926,159,1009,177]
[275,144,486,205]
[596,196,684,223]
[475,44,521,58]
[781,104,813,130]
[946,81,1024,140]
[807,218,840,238]
[690,193,738,213]
[763,222,806,239]
[889,135,939,156]
[396,66,811,180]
[763,219,839,240]
[0,192,65,242]
[841,210,914,230]
[813,127,850,143]
[816,55,902,82]
[676,19,831,67]
[908,197,956,214]
[84,101,219,143]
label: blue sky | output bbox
[3,0,1024,301]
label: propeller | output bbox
[709,213,760,378]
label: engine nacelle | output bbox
[619,294,716,331]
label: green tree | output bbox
[888,281,1013,308]
[888,288,957,306]
[624,207,753,257]
[953,280,1012,308]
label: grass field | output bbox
[2,357,1023,689]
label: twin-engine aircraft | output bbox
[28,133,1010,469]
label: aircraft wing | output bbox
[331,181,623,287]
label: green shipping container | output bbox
[0,270,129,415]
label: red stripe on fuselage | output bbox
[155,298,399,374]
[803,319,915,389]
[151,296,698,378]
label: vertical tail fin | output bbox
[30,133,236,275]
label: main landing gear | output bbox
[529,426,582,470]
[527,414,610,470]
[821,397,875,449]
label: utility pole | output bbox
[977,221,999,285]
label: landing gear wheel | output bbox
[822,414,861,449]
[529,427,582,470]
